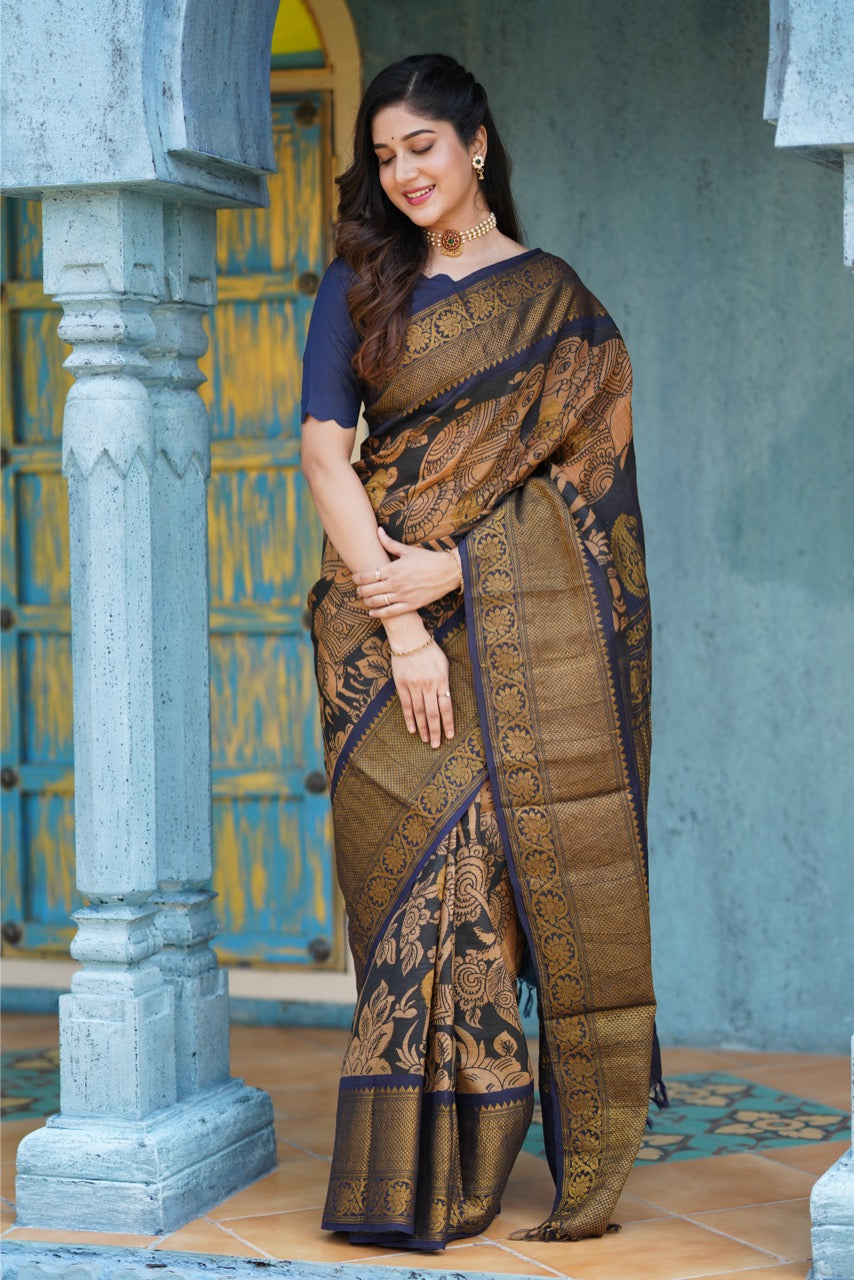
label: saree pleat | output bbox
[309,251,659,1247]
[323,785,534,1247]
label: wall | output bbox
[347,0,853,1052]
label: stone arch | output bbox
[308,0,361,168]
[270,0,362,193]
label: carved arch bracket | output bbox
[764,0,854,267]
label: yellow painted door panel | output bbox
[201,92,338,967]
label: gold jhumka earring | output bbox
[472,154,485,181]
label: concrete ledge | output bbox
[0,1242,545,1280]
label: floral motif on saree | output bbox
[308,251,657,1246]
[324,786,534,1248]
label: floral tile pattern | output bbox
[1,1049,60,1120]
[522,1073,850,1164]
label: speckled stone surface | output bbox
[0,1243,544,1280]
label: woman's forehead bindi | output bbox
[372,126,438,148]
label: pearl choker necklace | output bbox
[425,211,497,258]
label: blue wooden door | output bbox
[202,94,338,966]
[0,201,76,955]
[0,94,338,967]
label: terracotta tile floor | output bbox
[1,1015,850,1280]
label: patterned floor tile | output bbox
[0,1020,844,1278]
[1,1049,60,1120]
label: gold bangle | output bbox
[389,636,434,658]
[448,549,463,592]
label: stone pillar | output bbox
[144,203,230,1099]
[764,0,854,267]
[808,1038,854,1280]
[845,153,854,271]
[13,190,275,1234]
[765,6,854,1273]
[1,0,281,1235]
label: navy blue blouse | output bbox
[300,258,362,429]
[300,251,541,431]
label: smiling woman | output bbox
[373,110,484,217]
[299,52,665,1252]
[372,108,499,260]
[330,57,522,389]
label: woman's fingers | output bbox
[355,578,402,608]
[421,691,443,749]
[351,571,387,594]
[368,599,409,618]
[391,662,432,742]
[412,694,431,744]
[438,688,455,741]
[419,686,454,747]
[356,570,403,597]
[397,685,417,735]
[361,583,403,609]
[377,526,407,553]
[396,686,453,748]
[354,545,456,613]
[391,645,454,748]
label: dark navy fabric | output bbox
[300,257,362,429]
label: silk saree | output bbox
[308,251,658,1248]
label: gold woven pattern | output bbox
[331,619,488,983]
[370,253,605,422]
[467,478,655,1239]
[324,793,534,1246]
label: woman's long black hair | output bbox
[336,54,522,387]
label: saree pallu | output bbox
[308,252,657,1247]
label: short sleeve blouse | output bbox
[300,257,362,429]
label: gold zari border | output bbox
[370,254,606,422]
[324,1085,532,1240]
[467,477,656,1239]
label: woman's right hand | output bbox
[300,419,455,748]
[391,639,454,749]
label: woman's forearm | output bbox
[305,452,388,574]
[302,446,429,648]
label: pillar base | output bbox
[809,1148,854,1280]
[15,1079,275,1235]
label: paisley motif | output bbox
[611,512,649,598]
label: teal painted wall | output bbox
[347,0,853,1052]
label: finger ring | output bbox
[440,690,451,698]
[384,593,391,606]
[374,568,381,581]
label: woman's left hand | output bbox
[353,527,462,617]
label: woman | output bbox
[301,53,662,1250]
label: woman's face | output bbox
[371,102,487,231]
